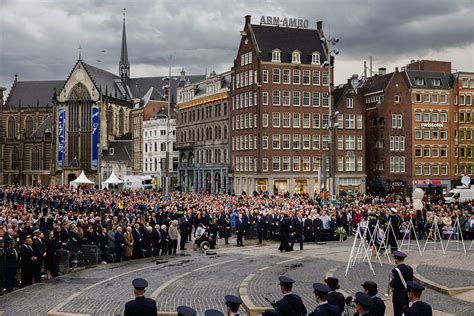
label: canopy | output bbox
[103,171,124,184]
[70,171,94,185]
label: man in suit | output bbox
[291,212,304,251]
[389,251,413,316]
[353,292,373,316]
[404,281,432,316]
[361,281,385,316]
[224,294,243,316]
[278,213,291,252]
[124,278,157,316]
[19,236,36,287]
[309,283,341,316]
[236,213,244,247]
[132,223,143,259]
[32,230,46,283]
[325,277,345,313]
[114,226,124,262]
[5,239,18,292]
[256,213,265,244]
[274,276,307,316]
[179,217,190,250]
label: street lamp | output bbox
[162,67,178,197]
[321,35,340,204]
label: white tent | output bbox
[103,171,124,186]
[70,171,94,187]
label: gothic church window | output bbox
[11,147,19,170]
[7,116,16,138]
[31,147,41,170]
[25,116,34,137]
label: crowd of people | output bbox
[1,185,473,295]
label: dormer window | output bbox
[431,78,441,86]
[415,77,425,85]
[292,51,301,64]
[271,49,281,62]
[109,148,115,155]
[311,52,320,65]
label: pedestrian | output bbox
[236,213,244,247]
[114,226,124,262]
[325,277,345,313]
[32,230,46,283]
[308,283,340,316]
[168,220,179,254]
[179,217,190,250]
[274,276,307,316]
[390,251,413,316]
[223,214,231,245]
[19,236,36,287]
[225,295,243,316]
[123,226,134,261]
[5,239,18,292]
[353,292,373,316]
[404,281,432,316]
[124,278,157,316]
[361,281,385,316]
[44,230,56,280]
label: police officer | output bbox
[177,305,197,316]
[225,294,243,316]
[361,281,385,316]
[353,292,373,316]
[309,283,341,316]
[325,277,345,313]
[274,276,307,316]
[124,278,157,316]
[389,251,413,316]
[205,309,225,316]
[404,281,432,316]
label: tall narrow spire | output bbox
[119,8,130,81]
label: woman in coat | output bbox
[168,220,179,254]
[223,214,231,245]
[160,225,169,256]
[123,226,134,261]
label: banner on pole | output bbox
[57,108,65,167]
[91,105,99,168]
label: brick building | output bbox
[230,15,334,195]
[176,71,231,194]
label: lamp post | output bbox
[321,35,339,204]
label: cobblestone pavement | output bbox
[0,238,473,316]
[417,264,474,288]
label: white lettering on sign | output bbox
[420,123,444,128]
[260,16,309,28]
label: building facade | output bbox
[143,107,178,189]
[453,72,474,177]
[230,16,333,195]
[176,71,231,194]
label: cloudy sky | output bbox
[1,0,473,94]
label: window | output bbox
[322,114,329,127]
[303,70,310,85]
[440,164,448,175]
[322,71,329,86]
[423,130,430,140]
[282,69,290,84]
[31,147,41,170]
[397,114,402,128]
[338,114,343,129]
[293,113,300,128]
[415,77,425,85]
[357,136,363,150]
[431,78,441,86]
[272,50,281,62]
[272,90,281,105]
[346,98,353,108]
[415,129,422,139]
[293,134,301,149]
[357,156,363,172]
[345,136,355,150]
[283,91,290,106]
[440,147,448,157]
[272,134,281,149]
[302,156,310,171]
[356,114,363,129]
[262,158,268,172]
[395,95,400,103]
[345,114,355,129]
[7,116,15,138]
[262,92,269,105]
[432,164,439,175]
[272,68,281,83]
[440,112,447,122]
[322,92,329,107]
[313,113,320,128]
[312,92,320,107]
[292,69,301,84]
[262,136,268,149]
[415,147,422,157]
[283,134,290,149]
[345,156,355,171]
[303,113,310,128]
[292,51,301,64]
[440,130,447,140]
[462,79,469,88]
[303,135,311,149]
[312,135,320,150]
[312,53,320,65]
[415,94,422,102]
[338,136,344,150]
[313,156,321,171]
[440,94,447,104]
[432,112,439,122]
[432,94,439,103]
[293,91,301,106]
[338,156,344,172]
[272,112,280,127]
[423,112,430,122]
[263,70,269,83]
[272,157,280,171]
[432,146,439,157]
[423,94,430,103]
[262,114,269,127]
[282,156,291,171]
[415,111,422,121]
[293,156,301,171]
[471,79,474,88]
[283,113,291,128]
[312,71,320,85]
[302,92,310,107]
[423,146,430,157]
[415,164,422,175]
[424,164,431,175]
[322,135,329,150]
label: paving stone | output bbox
[417,264,474,288]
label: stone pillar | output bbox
[289,178,295,195]
[184,170,188,192]
[220,169,224,194]
[309,177,315,197]
[210,169,215,194]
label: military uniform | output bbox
[390,251,413,316]
[309,283,341,316]
[404,281,432,316]
[124,278,157,316]
[361,281,385,316]
[325,277,345,313]
[353,292,374,315]
[274,276,307,316]
[225,294,243,316]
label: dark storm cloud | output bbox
[0,0,473,94]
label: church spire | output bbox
[119,8,130,82]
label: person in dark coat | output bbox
[387,208,401,253]
[44,230,57,280]
[124,278,157,316]
[5,239,18,292]
[236,214,245,247]
[99,228,109,263]
[132,224,143,259]
[353,292,373,316]
[291,213,304,251]
[32,231,46,283]
[325,277,345,313]
[390,251,413,316]
[179,217,190,250]
[361,281,385,316]
[152,225,162,255]
[19,237,36,287]
[274,276,307,316]
[223,214,231,245]
[114,226,124,262]
[309,283,341,316]
[278,214,290,252]
[404,281,432,316]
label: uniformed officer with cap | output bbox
[177,305,197,316]
[309,283,341,316]
[205,309,225,316]
[389,251,413,316]
[124,278,157,316]
[225,294,243,316]
[274,276,307,316]
[325,277,345,313]
[261,309,279,316]
[361,281,385,316]
[404,281,432,316]
[353,292,373,315]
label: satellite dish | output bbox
[461,175,471,187]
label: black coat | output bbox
[275,293,307,316]
[404,301,432,316]
[309,302,341,316]
[390,263,414,305]
[369,296,386,316]
[5,246,19,269]
[327,291,345,313]
[124,296,157,316]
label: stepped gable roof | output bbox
[404,70,453,89]
[251,24,327,64]
[5,80,64,108]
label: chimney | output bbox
[378,67,386,75]
[316,21,323,32]
[245,15,251,24]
